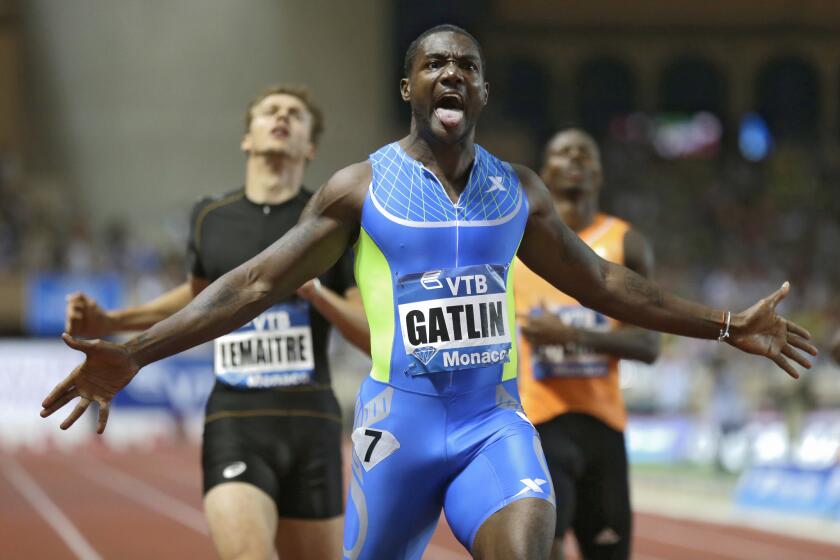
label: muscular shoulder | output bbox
[189,188,245,232]
[511,163,552,217]
[301,161,371,225]
[325,161,371,194]
[190,188,243,215]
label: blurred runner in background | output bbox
[517,129,659,560]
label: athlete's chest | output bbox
[200,203,305,279]
[365,145,527,272]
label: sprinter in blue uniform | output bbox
[343,141,552,558]
[43,24,817,560]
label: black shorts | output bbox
[202,381,344,519]
[536,412,631,560]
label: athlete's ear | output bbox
[400,78,411,102]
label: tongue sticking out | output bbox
[435,107,464,129]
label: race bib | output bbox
[530,305,611,379]
[397,264,512,375]
[214,301,315,388]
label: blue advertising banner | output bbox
[736,464,840,518]
[626,416,696,464]
[26,272,123,336]
[113,344,214,415]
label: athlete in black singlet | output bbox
[63,86,366,560]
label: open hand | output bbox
[65,292,113,338]
[728,282,817,378]
[40,333,139,433]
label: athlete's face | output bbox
[541,130,602,200]
[400,32,489,143]
[242,93,316,161]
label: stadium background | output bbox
[1,1,839,558]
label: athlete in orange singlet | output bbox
[516,129,660,560]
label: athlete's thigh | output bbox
[205,482,278,560]
[203,413,284,560]
[275,516,343,560]
[343,379,448,560]
[473,498,555,560]
[444,412,555,555]
[276,415,344,519]
[572,424,631,560]
[273,416,344,559]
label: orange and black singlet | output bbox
[516,213,631,431]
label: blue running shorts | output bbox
[343,377,555,559]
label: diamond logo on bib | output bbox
[397,264,512,375]
[412,345,438,365]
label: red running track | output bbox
[2,442,839,560]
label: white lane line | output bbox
[2,458,103,560]
[637,515,836,560]
[71,456,207,535]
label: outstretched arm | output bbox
[41,162,370,432]
[125,192,355,367]
[519,228,660,364]
[515,164,816,377]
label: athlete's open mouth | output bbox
[271,125,290,139]
[434,94,464,129]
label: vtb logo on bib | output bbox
[397,264,512,375]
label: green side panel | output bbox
[354,227,394,383]
[502,260,519,381]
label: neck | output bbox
[244,153,305,205]
[556,197,598,233]
[400,121,475,192]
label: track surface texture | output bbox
[3,442,839,560]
